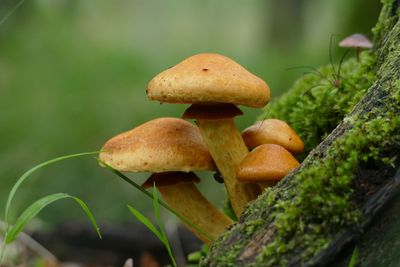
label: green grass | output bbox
[0,152,211,266]
[3,152,100,224]
[5,193,100,245]
[0,152,101,264]
[101,161,214,243]
[348,246,359,267]
[127,185,177,267]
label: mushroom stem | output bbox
[197,118,260,216]
[355,47,361,62]
[158,181,233,245]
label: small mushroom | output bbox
[147,53,270,216]
[339,33,373,61]
[99,118,233,244]
[237,144,300,189]
[242,119,304,154]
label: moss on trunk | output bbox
[202,0,400,266]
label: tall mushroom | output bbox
[99,117,233,244]
[147,53,270,216]
[242,119,304,154]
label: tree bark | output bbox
[203,1,400,266]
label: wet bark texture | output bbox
[204,1,400,266]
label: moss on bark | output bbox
[263,52,375,159]
[203,0,400,266]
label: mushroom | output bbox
[237,144,300,189]
[147,53,270,216]
[99,117,233,244]
[338,33,373,61]
[242,119,304,154]
[141,172,232,243]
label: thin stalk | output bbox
[102,162,215,243]
[337,48,350,79]
[329,34,337,76]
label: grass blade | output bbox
[127,187,177,267]
[5,193,101,243]
[0,0,25,26]
[153,184,166,240]
[127,205,164,242]
[1,151,99,264]
[152,184,177,267]
[5,151,99,224]
[348,246,359,267]
[69,196,102,239]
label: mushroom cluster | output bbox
[240,119,303,189]
[99,53,304,244]
[99,118,233,244]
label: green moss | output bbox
[216,82,400,266]
[203,1,400,265]
[206,78,400,266]
[252,41,400,264]
[372,0,398,51]
[262,52,376,159]
[254,113,400,266]
[202,52,381,266]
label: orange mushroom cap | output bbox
[242,119,304,154]
[237,144,300,182]
[99,117,216,173]
[147,53,270,108]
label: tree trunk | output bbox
[203,1,400,266]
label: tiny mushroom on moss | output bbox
[237,144,300,189]
[242,119,304,154]
[147,53,270,216]
[99,117,233,244]
[339,33,373,61]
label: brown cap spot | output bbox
[147,53,270,108]
[99,118,216,173]
[242,119,304,154]
[237,144,300,182]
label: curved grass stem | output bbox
[1,151,100,265]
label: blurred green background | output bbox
[0,0,380,227]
